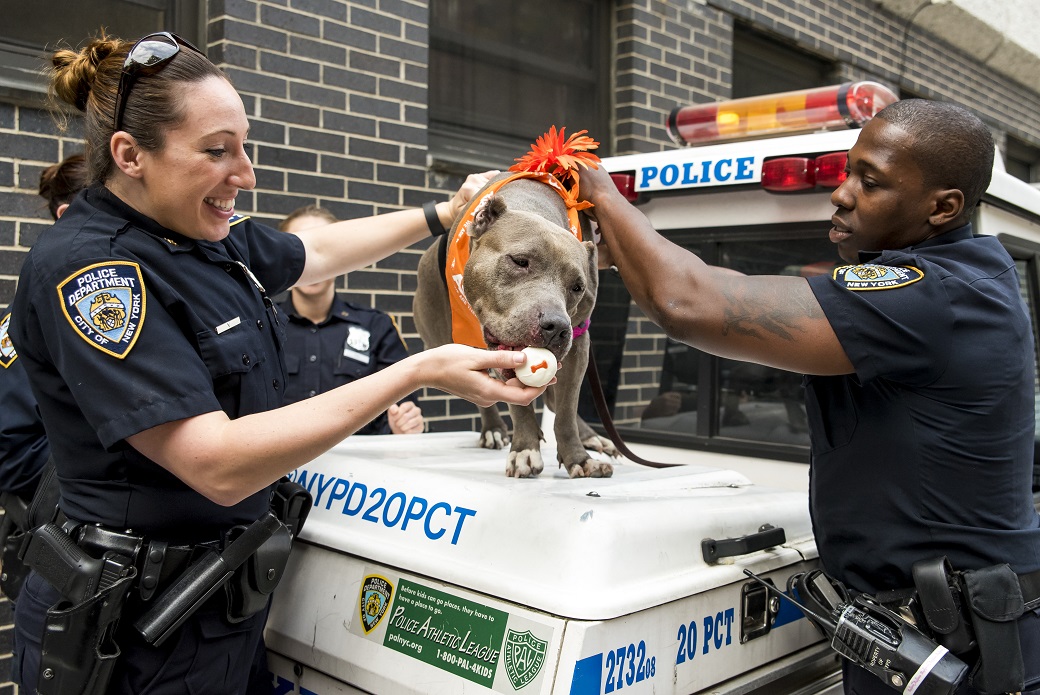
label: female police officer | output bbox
[8,33,542,695]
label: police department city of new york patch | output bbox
[832,264,924,291]
[58,261,147,359]
[360,575,394,634]
[0,312,17,368]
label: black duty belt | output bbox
[71,522,223,602]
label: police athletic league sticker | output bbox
[58,261,146,359]
[833,264,924,291]
[0,312,17,368]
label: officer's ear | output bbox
[929,188,964,227]
[110,131,144,180]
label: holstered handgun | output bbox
[21,522,136,695]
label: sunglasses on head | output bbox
[113,32,205,132]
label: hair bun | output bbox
[50,37,123,112]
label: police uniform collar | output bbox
[89,184,197,251]
[282,294,353,326]
[911,223,974,250]
[857,223,974,262]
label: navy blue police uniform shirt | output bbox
[805,224,1040,595]
[8,185,305,544]
[0,309,48,500]
[278,295,416,434]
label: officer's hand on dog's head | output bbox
[449,170,501,219]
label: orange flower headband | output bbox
[446,127,601,348]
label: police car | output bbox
[264,83,1040,694]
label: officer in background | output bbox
[0,153,88,598]
[278,205,424,435]
[579,99,1040,694]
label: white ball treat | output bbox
[516,347,558,387]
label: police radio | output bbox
[742,569,968,695]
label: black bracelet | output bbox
[423,201,448,237]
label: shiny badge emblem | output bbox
[0,312,17,368]
[503,629,547,690]
[58,261,146,359]
[360,575,393,634]
[346,326,370,353]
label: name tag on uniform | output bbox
[342,347,370,364]
[216,316,241,334]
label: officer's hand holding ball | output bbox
[516,347,558,387]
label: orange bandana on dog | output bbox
[447,126,601,348]
[446,171,589,347]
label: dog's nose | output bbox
[539,315,571,347]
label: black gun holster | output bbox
[37,570,136,695]
[912,557,1037,695]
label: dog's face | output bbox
[461,194,597,375]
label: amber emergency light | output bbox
[666,82,898,147]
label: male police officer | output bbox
[579,99,1040,694]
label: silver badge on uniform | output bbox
[343,326,371,364]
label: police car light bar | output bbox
[667,81,898,147]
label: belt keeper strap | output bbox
[139,540,167,602]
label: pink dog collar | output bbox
[572,319,590,338]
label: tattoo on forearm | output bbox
[719,283,820,341]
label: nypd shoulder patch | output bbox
[0,312,17,368]
[832,264,924,291]
[57,261,147,359]
[229,213,250,227]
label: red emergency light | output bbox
[667,81,898,147]
[610,173,638,202]
[761,152,849,192]
[761,157,815,192]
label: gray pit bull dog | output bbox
[414,174,617,478]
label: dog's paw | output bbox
[505,449,544,478]
[565,458,614,479]
[479,429,509,450]
[582,435,620,458]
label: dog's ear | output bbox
[467,193,508,240]
[574,240,599,322]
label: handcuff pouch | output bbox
[911,556,975,654]
[224,521,292,623]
